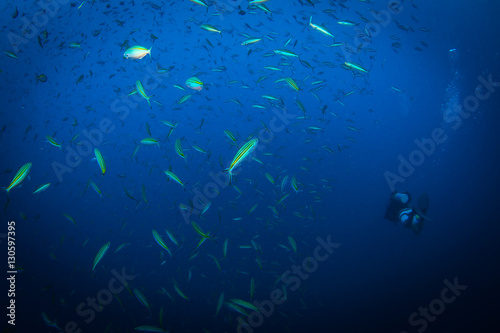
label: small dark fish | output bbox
[75,74,84,84]
[23,124,32,140]
[238,10,246,15]
[119,40,130,51]
[35,73,47,84]
[12,7,18,18]
[299,58,314,71]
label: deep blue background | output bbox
[1,0,499,332]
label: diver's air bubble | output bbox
[442,49,461,129]
[448,48,459,63]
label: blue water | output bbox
[1,0,500,332]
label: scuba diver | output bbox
[385,191,430,234]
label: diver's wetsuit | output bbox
[385,192,429,234]
[385,191,412,223]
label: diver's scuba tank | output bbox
[393,192,409,204]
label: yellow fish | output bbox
[185,77,203,91]
[124,45,153,59]
[136,81,154,108]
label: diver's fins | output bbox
[414,193,433,221]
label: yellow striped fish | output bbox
[230,299,259,312]
[90,181,102,198]
[174,283,190,300]
[5,162,32,193]
[225,138,258,184]
[189,0,208,7]
[141,137,160,147]
[309,16,335,38]
[192,145,206,154]
[241,38,262,46]
[200,24,222,35]
[136,80,154,108]
[94,148,106,175]
[164,170,185,188]
[33,183,50,194]
[273,49,299,57]
[191,221,214,249]
[344,62,368,73]
[175,139,185,159]
[165,228,179,246]
[177,94,192,104]
[133,288,152,315]
[284,77,299,92]
[152,229,172,257]
[291,176,300,193]
[46,135,62,149]
[249,0,269,4]
[5,51,18,59]
[265,172,275,184]
[92,242,110,271]
[224,130,238,142]
[216,292,225,317]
